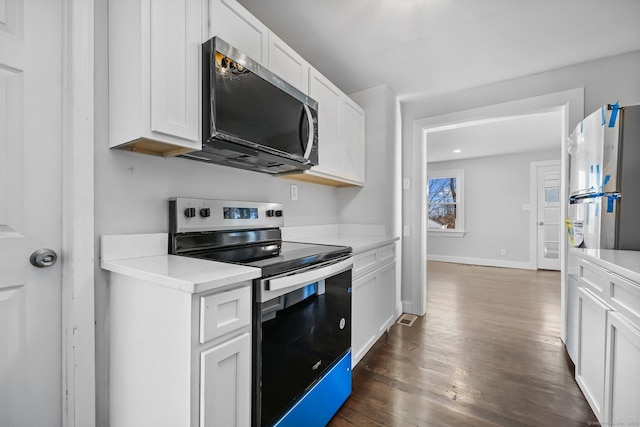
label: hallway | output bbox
[330,261,595,426]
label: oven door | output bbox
[253,259,352,427]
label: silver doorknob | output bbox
[538,221,544,226]
[30,248,58,268]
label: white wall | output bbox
[427,149,560,268]
[401,50,640,315]
[338,85,398,234]
[338,84,403,318]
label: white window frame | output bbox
[427,169,466,237]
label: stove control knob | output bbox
[266,209,275,217]
[184,207,196,218]
[200,208,211,218]
[275,210,283,217]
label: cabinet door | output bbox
[208,0,268,65]
[352,273,376,367]
[109,0,202,153]
[374,263,396,334]
[150,0,201,143]
[340,97,365,184]
[268,32,309,93]
[603,312,640,424]
[565,274,580,363]
[309,68,341,175]
[200,333,251,427]
[576,287,610,423]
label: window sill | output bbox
[428,230,467,238]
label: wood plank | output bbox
[329,262,596,426]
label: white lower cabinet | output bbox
[603,312,640,425]
[565,274,580,362]
[572,253,640,426]
[352,273,376,364]
[200,332,251,427]
[109,274,251,427]
[351,244,397,367]
[576,287,610,423]
[374,263,396,334]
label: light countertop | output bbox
[571,248,640,283]
[100,227,399,294]
[100,233,261,294]
[281,224,398,254]
[287,234,398,254]
[101,255,260,294]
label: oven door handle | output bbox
[264,257,353,292]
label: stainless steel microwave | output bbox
[180,37,318,175]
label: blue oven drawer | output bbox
[274,350,352,427]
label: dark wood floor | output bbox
[329,261,596,427]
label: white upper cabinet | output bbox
[208,0,269,66]
[109,0,203,156]
[208,0,366,186]
[309,69,342,176]
[284,67,365,187]
[109,0,366,183]
[268,32,309,93]
[340,96,366,184]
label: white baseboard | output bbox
[427,254,535,270]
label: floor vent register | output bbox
[396,313,418,327]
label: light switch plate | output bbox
[290,185,298,201]
[402,178,411,190]
[522,204,531,211]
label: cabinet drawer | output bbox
[353,251,377,277]
[200,286,251,344]
[608,273,640,327]
[578,259,608,298]
[377,245,395,265]
[353,244,396,279]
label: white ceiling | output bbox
[236,0,640,101]
[235,0,638,161]
[426,111,562,162]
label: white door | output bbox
[0,0,63,425]
[536,162,561,270]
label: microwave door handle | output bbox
[302,104,314,160]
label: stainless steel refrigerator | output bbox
[567,103,640,250]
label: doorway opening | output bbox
[407,88,584,342]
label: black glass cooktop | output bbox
[185,241,351,278]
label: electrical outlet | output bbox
[500,248,507,256]
[290,184,298,201]
[522,204,531,211]
[402,178,411,190]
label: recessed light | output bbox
[452,149,462,153]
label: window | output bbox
[428,169,465,236]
